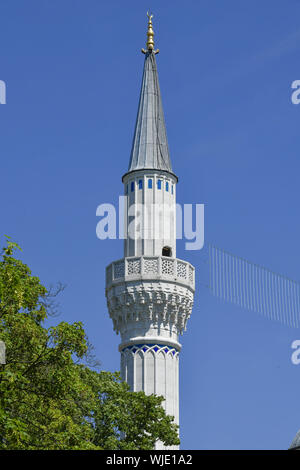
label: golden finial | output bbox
[141,12,159,54]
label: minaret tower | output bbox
[105,13,195,449]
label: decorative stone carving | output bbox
[177,260,187,278]
[114,260,125,279]
[127,258,141,275]
[144,257,158,274]
[106,266,194,342]
[106,256,195,290]
[162,258,174,276]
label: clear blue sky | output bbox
[1,0,300,450]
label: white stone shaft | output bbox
[122,169,177,258]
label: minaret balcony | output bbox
[106,255,195,291]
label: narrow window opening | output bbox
[157,179,162,190]
[162,246,172,257]
[139,179,143,189]
[166,181,169,192]
[131,181,134,192]
[148,179,153,189]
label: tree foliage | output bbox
[0,238,179,449]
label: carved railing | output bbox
[106,256,195,290]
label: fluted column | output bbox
[121,343,179,450]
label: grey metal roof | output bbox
[128,50,173,173]
[289,430,300,449]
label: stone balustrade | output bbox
[106,256,195,291]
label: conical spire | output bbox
[127,14,173,174]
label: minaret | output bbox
[105,13,195,450]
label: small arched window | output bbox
[162,246,172,257]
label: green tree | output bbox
[0,238,179,450]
